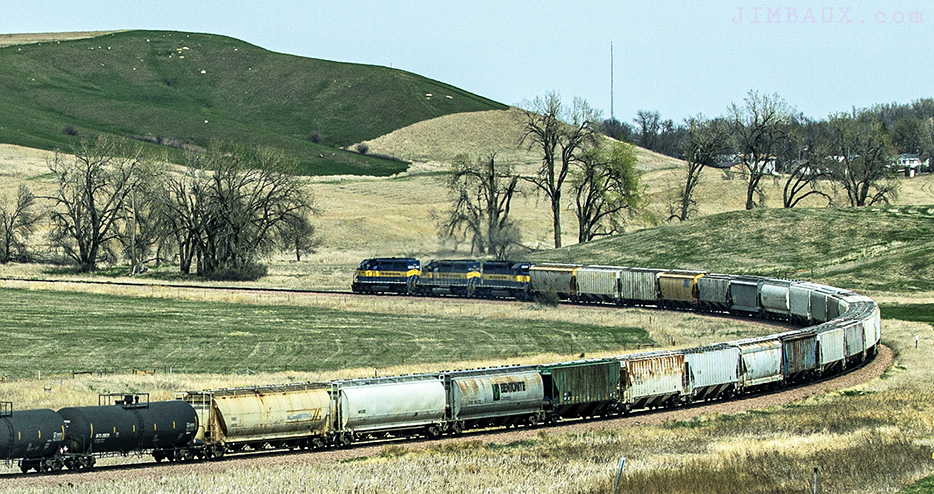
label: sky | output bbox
[3,1,932,125]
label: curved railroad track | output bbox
[1,345,891,488]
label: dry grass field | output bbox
[0,31,122,48]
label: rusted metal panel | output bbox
[620,268,664,304]
[730,337,783,388]
[576,266,623,302]
[338,380,445,433]
[817,326,846,367]
[779,330,818,379]
[658,272,705,305]
[211,386,330,443]
[759,279,791,317]
[541,359,619,416]
[529,264,581,299]
[729,277,760,314]
[620,352,685,404]
[682,345,739,399]
[450,371,544,421]
[698,274,731,310]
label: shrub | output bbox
[203,263,269,282]
[534,291,561,307]
[355,143,370,155]
[61,125,79,136]
[307,131,323,144]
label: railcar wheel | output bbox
[424,425,442,438]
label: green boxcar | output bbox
[539,359,619,419]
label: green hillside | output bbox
[0,30,506,175]
[530,205,934,292]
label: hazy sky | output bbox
[4,1,932,124]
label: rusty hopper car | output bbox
[443,367,545,432]
[730,337,784,392]
[529,263,581,300]
[1,404,66,473]
[539,359,620,419]
[777,330,819,384]
[182,383,330,456]
[618,351,686,411]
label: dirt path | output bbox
[2,346,893,490]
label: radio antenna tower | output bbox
[610,41,615,121]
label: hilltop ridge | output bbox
[0,30,506,175]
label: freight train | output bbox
[2,259,880,474]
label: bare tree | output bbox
[634,110,661,150]
[440,153,521,260]
[729,91,795,209]
[47,136,150,272]
[0,185,40,263]
[572,141,644,242]
[522,92,599,248]
[279,213,320,262]
[159,167,210,275]
[671,116,726,221]
[827,113,898,206]
[179,143,314,277]
[781,155,834,208]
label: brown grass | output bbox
[0,31,122,48]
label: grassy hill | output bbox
[358,107,685,172]
[529,205,934,293]
[0,30,506,175]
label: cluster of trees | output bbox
[606,97,934,168]
[441,90,912,257]
[439,92,645,258]
[673,91,903,221]
[1,136,317,278]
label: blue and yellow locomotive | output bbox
[351,258,421,295]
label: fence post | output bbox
[613,456,627,494]
[812,467,819,494]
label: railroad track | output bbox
[1,344,890,487]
